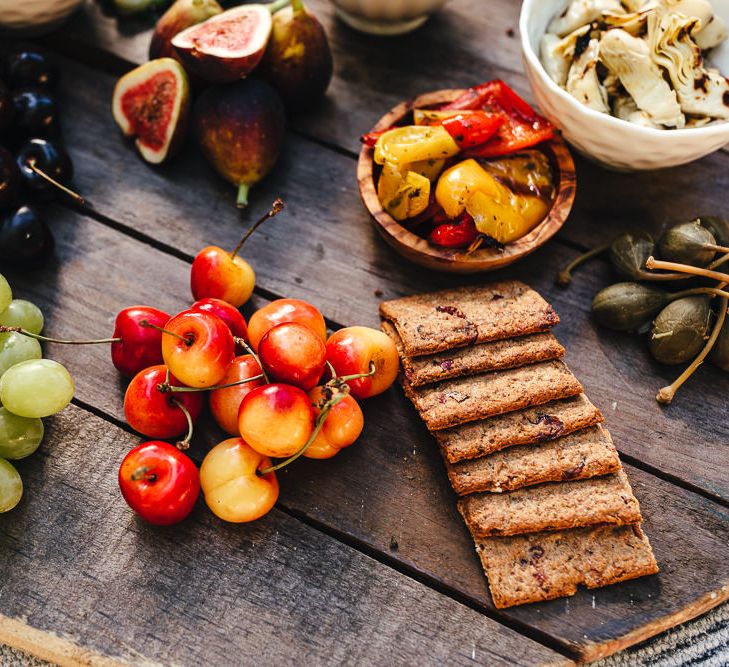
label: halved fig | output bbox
[112,58,190,164]
[171,4,273,83]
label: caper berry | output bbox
[700,216,729,247]
[609,232,655,280]
[649,296,712,365]
[658,221,717,267]
[710,316,729,372]
[592,282,668,332]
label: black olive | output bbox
[4,49,58,89]
[658,220,717,267]
[592,282,669,332]
[649,296,712,365]
[0,146,20,209]
[16,138,73,199]
[12,88,59,138]
[609,231,655,280]
[0,205,54,267]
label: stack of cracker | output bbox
[380,281,658,609]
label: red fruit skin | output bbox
[119,440,200,525]
[190,246,253,307]
[247,298,327,352]
[191,297,248,341]
[258,322,326,390]
[209,354,264,435]
[111,306,170,378]
[124,365,204,439]
[161,310,235,388]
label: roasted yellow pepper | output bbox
[373,125,459,166]
[435,159,548,243]
[377,163,430,221]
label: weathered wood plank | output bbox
[0,403,566,667]
[36,55,729,506]
[5,207,729,661]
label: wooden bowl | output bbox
[357,89,576,274]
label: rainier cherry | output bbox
[124,365,204,439]
[199,437,279,523]
[258,322,326,390]
[247,298,327,351]
[304,385,364,459]
[238,383,313,458]
[161,310,235,388]
[190,298,247,341]
[209,355,265,435]
[325,326,399,399]
[111,305,170,377]
[190,199,284,307]
[119,440,200,525]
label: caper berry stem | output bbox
[657,295,728,404]
[646,257,729,282]
[668,286,729,301]
[556,241,612,287]
[704,243,729,255]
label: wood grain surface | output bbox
[0,0,723,663]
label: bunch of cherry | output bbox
[0,46,82,267]
[4,201,398,525]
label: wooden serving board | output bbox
[0,0,725,664]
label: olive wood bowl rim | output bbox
[356,88,577,273]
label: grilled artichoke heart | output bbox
[548,0,625,37]
[566,38,610,112]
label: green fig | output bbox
[259,0,333,111]
[193,78,285,207]
[149,0,223,62]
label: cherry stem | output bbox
[325,360,337,379]
[335,360,376,383]
[156,374,264,393]
[556,241,612,287]
[259,389,349,474]
[173,399,193,450]
[657,294,728,405]
[28,161,85,204]
[0,326,121,345]
[130,466,157,483]
[234,337,270,383]
[230,198,285,259]
[140,319,192,346]
[645,257,729,283]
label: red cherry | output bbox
[119,441,200,525]
[258,322,326,390]
[209,355,265,435]
[190,297,248,342]
[110,306,170,377]
[124,365,204,439]
[190,246,255,308]
[247,298,327,352]
[161,310,235,388]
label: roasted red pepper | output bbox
[429,213,478,248]
[439,113,503,149]
[443,81,554,157]
[361,130,386,147]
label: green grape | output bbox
[0,275,11,316]
[0,332,42,377]
[0,359,74,418]
[0,300,44,335]
[0,458,22,512]
[0,407,43,459]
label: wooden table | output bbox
[0,1,727,664]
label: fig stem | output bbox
[236,183,251,208]
[268,0,292,13]
[234,337,270,384]
[556,241,612,287]
[28,161,85,204]
[156,374,264,393]
[645,257,729,283]
[291,0,304,11]
[173,399,194,450]
[0,326,121,345]
[657,294,727,405]
[230,198,285,260]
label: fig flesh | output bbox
[149,0,223,62]
[259,1,333,111]
[171,5,273,83]
[112,58,190,164]
[193,78,285,207]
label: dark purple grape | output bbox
[12,88,59,138]
[0,146,20,209]
[4,49,58,89]
[0,205,54,267]
[16,138,73,199]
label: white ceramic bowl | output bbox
[519,0,729,170]
[330,0,449,35]
[0,0,84,35]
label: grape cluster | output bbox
[0,273,74,512]
[0,47,80,269]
